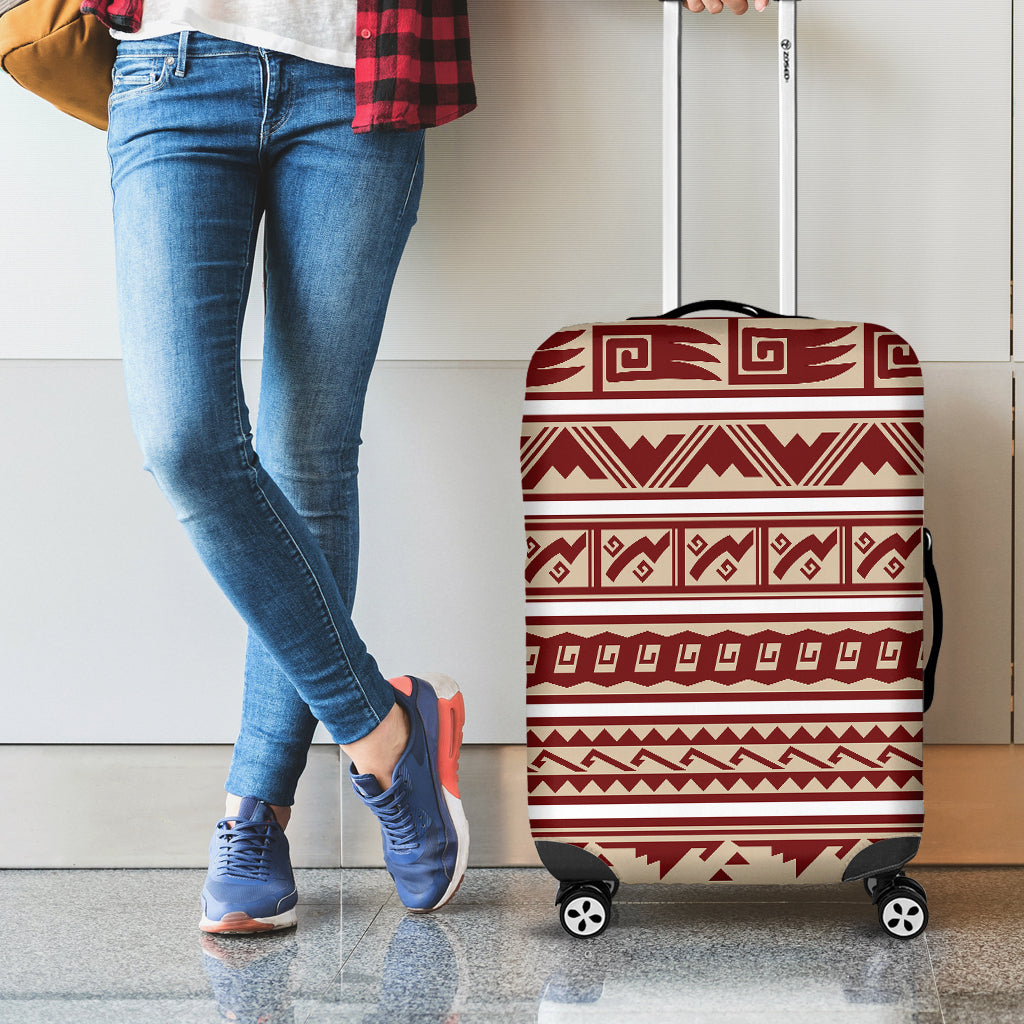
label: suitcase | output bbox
[521,1,942,940]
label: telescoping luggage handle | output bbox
[661,0,799,316]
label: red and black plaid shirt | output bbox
[79,0,476,133]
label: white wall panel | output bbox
[0,69,272,360]
[0,0,663,361]
[1015,0,1024,742]
[0,361,248,742]
[922,363,1012,744]
[675,2,1009,361]
[355,362,528,740]
[0,360,527,744]
[379,0,663,359]
[0,87,120,358]
[0,745,341,868]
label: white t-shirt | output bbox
[110,1,358,69]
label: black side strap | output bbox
[922,528,942,713]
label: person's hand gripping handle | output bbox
[684,0,770,12]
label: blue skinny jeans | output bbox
[107,31,424,805]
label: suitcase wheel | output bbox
[557,883,612,939]
[871,875,929,939]
[865,874,926,902]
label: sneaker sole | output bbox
[199,908,298,934]
[416,672,470,912]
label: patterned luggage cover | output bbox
[522,318,925,885]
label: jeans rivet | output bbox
[166,56,175,64]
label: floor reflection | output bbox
[200,931,299,1024]
[0,868,1018,1023]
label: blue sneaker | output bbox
[199,796,298,934]
[350,673,469,912]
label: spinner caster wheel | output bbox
[898,876,928,902]
[877,886,929,939]
[558,884,611,939]
[866,873,927,902]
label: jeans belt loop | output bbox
[175,30,189,78]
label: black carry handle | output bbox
[628,300,808,320]
[922,528,942,714]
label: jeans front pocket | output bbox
[109,54,174,104]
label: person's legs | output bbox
[226,50,425,808]
[107,31,466,928]
[108,32,397,776]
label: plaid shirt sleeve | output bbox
[353,0,477,134]
[79,0,143,32]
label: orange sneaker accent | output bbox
[390,675,414,697]
[201,912,275,934]
[436,690,465,799]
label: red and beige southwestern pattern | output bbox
[522,319,925,885]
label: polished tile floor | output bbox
[0,867,1021,1023]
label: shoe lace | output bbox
[374,782,421,854]
[215,818,274,880]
